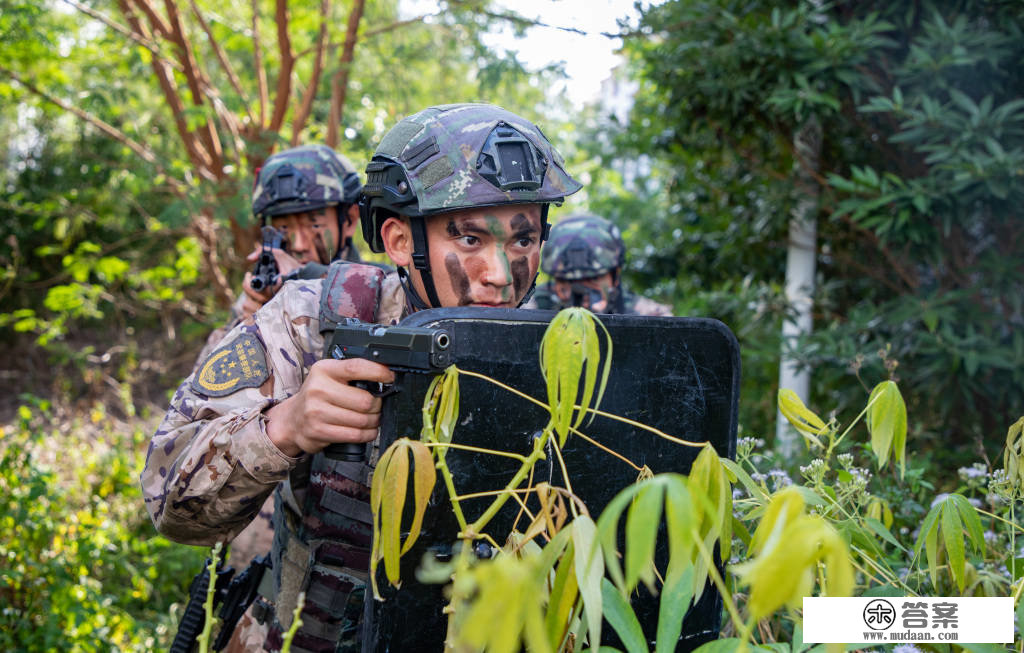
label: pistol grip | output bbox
[321,380,395,462]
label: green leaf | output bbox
[1016,599,1024,642]
[573,516,604,650]
[949,493,985,557]
[420,367,460,462]
[692,638,745,653]
[863,517,905,552]
[597,482,642,593]
[721,458,768,501]
[1010,557,1024,582]
[866,381,907,476]
[913,502,942,589]
[545,542,579,648]
[379,442,410,584]
[96,256,130,282]
[778,389,828,447]
[655,566,693,653]
[862,583,902,597]
[940,500,965,591]
[600,578,648,653]
[625,482,663,593]
[540,308,611,445]
[1004,417,1024,490]
[400,440,437,555]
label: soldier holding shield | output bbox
[142,103,581,651]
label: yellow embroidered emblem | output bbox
[191,332,270,397]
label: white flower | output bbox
[958,462,988,481]
[930,493,951,508]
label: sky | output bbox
[399,0,654,109]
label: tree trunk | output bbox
[327,0,366,147]
[776,116,822,459]
[192,210,234,307]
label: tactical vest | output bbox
[265,263,404,653]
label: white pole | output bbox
[776,117,822,459]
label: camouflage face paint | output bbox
[446,221,461,237]
[313,230,331,264]
[322,227,336,262]
[445,253,473,305]
[509,212,531,234]
[511,256,530,301]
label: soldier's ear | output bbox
[381,215,413,267]
[342,204,360,238]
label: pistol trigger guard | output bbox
[374,384,399,399]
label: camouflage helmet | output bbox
[252,145,362,219]
[359,103,582,253]
[541,214,626,280]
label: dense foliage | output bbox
[0,398,205,650]
[0,0,571,405]
[582,0,1024,464]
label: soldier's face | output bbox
[422,205,543,308]
[271,206,340,264]
[553,272,618,312]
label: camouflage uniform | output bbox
[147,104,581,652]
[195,146,366,571]
[525,213,673,316]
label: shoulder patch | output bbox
[191,332,270,397]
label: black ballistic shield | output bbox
[362,308,740,652]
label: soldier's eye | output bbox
[459,235,480,247]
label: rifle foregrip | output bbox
[169,577,210,653]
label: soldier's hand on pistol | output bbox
[264,358,395,457]
[239,247,306,320]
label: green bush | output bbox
[0,397,204,651]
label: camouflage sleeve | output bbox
[142,280,326,545]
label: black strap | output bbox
[397,266,430,312]
[409,218,442,308]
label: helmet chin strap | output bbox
[405,218,443,309]
[516,203,550,308]
[397,266,431,312]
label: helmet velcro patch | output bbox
[419,157,454,190]
[376,121,424,159]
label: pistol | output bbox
[322,318,453,461]
[250,226,285,292]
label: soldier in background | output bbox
[234,144,365,327]
[143,103,582,651]
[204,144,365,569]
[526,213,673,316]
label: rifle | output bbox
[250,226,285,292]
[211,554,272,651]
[322,318,453,461]
[169,557,234,653]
